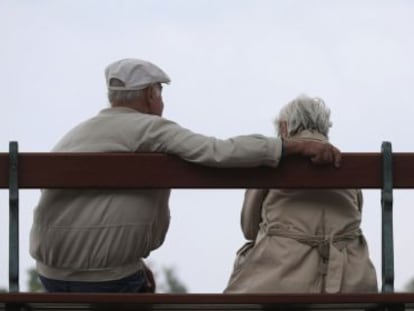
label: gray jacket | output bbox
[30,107,282,281]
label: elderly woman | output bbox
[224,95,377,293]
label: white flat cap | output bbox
[105,58,171,91]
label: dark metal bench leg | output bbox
[9,141,19,293]
[381,141,394,293]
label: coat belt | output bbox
[264,225,362,293]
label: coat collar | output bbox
[290,130,328,142]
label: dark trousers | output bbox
[39,270,149,293]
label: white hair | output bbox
[276,94,332,138]
[107,78,145,105]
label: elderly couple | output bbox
[30,58,377,293]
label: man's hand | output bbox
[283,139,342,168]
[142,264,156,293]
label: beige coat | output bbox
[224,132,377,293]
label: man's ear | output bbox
[145,86,155,103]
[146,85,161,103]
[143,86,155,112]
[279,121,288,138]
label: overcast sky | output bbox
[1,0,414,292]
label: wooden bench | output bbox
[1,141,414,310]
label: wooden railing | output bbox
[1,141,414,310]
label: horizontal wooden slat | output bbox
[1,152,414,189]
[1,293,414,310]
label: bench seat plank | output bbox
[1,293,414,311]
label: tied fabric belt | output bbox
[264,226,362,293]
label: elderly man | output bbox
[30,59,341,293]
[224,95,377,293]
